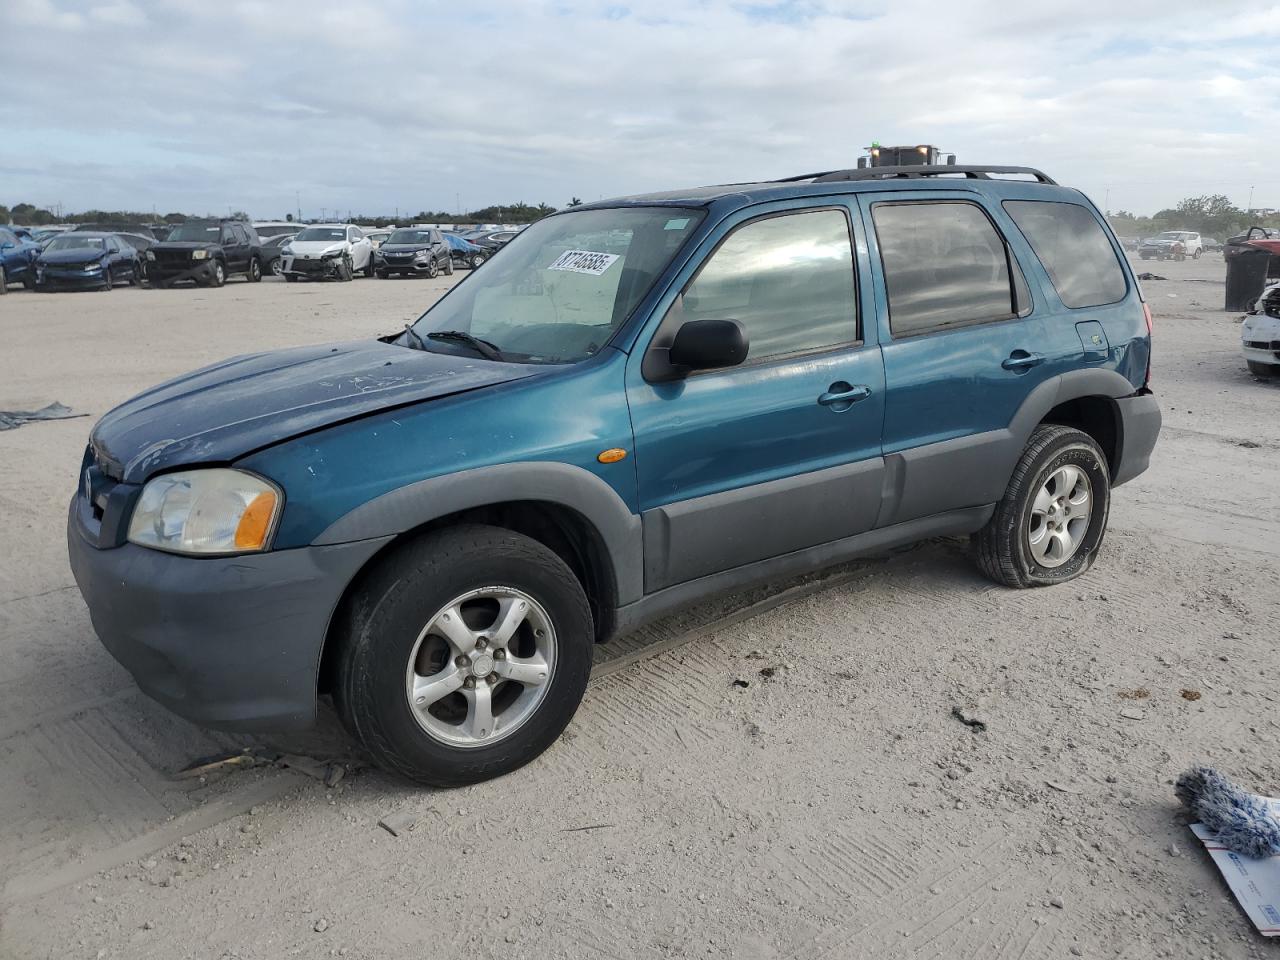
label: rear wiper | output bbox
[401,324,428,351]
[426,330,504,361]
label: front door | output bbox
[626,201,885,593]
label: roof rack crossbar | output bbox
[779,165,1057,186]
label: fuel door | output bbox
[1075,320,1110,363]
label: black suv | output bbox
[373,227,454,278]
[146,220,264,288]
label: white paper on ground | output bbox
[1191,817,1280,936]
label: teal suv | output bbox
[69,164,1160,785]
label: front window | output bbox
[409,207,704,364]
[45,235,106,252]
[167,223,221,242]
[294,227,346,242]
[388,229,437,245]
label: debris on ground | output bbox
[1119,707,1146,720]
[1180,689,1202,701]
[1176,767,1280,859]
[1179,768,1280,936]
[1238,440,1262,449]
[731,678,750,689]
[758,666,778,679]
[377,810,419,837]
[278,753,354,785]
[1136,272,1167,280]
[0,401,88,431]
[950,705,987,732]
[174,748,277,779]
[1118,687,1151,700]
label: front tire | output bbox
[364,253,376,278]
[1247,360,1276,379]
[0,265,7,294]
[210,260,226,287]
[470,253,486,269]
[444,255,454,276]
[247,256,262,282]
[334,525,593,787]
[424,257,439,279]
[972,425,1111,588]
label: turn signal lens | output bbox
[597,448,628,464]
[235,490,279,550]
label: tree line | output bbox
[1107,194,1280,241]
[1,199,577,227]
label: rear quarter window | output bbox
[1003,200,1127,309]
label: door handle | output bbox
[818,383,872,407]
[1001,350,1044,371]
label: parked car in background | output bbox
[260,233,296,276]
[365,229,392,249]
[146,220,264,288]
[31,226,74,247]
[72,223,157,241]
[1139,230,1203,260]
[280,224,374,282]
[34,232,143,290]
[1243,280,1280,378]
[67,163,1159,786]
[374,227,453,278]
[117,233,156,282]
[253,221,301,240]
[445,233,488,269]
[0,225,41,292]
[1114,235,1139,252]
[1202,237,1223,253]
[464,229,521,252]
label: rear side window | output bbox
[1004,200,1127,308]
[679,208,858,363]
[872,201,1025,339]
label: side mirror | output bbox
[666,318,749,375]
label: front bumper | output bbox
[377,256,435,274]
[1242,312,1280,367]
[67,495,390,731]
[149,259,216,285]
[281,255,344,279]
[36,267,108,289]
[1112,392,1162,487]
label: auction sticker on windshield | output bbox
[547,250,619,276]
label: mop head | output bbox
[1176,766,1280,859]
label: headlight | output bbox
[322,247,343,259]
[145,250,156,261]
[281,246,293,256]
[192,249,210,260]
[414,249,431,260]
[127,469,283,555]
[84,262,102,271]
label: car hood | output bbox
[90,339,537,483]
[39,249,106,265]
[379,243,433,253]
[288,240,347,255]
[154,241,220,252]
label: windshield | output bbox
[410,206,703,364]
[46,235,105,252]
[167,223,221,242]
[1155,232,1187,240]
[295,227,346,242]
[387,229,436,245]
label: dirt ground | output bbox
[1,256,1278,960]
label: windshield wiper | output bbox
[401,324,428,351]
[426,330,504,361]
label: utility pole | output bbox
[1248,185,1256,214]
[1103,186,1110,215]
[296,191,301,223]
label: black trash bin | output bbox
[1224,228,1277,311]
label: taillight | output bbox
[1143,301,1153,387]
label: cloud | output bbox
[1,0,1277,217]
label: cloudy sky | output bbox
[4,0,1278,220]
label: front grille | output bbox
[154,250,194,265]
[1245,340,1280,351]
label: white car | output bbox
[1243,280,1280,379]
[279,224,374,281]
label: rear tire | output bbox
[1,264,9,294]
[334,524,593,787]
[972,425,1111,588]
[470,253,485,269]
[1247,360,1276,379]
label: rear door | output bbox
[220,225,245,272]
[858,191,1050,526]
[627,200,886,592]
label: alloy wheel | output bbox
[1028,464,1092,568]
[404,586,556,748]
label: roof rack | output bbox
[778,165,1057,185]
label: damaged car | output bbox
[279,224,374,282]
[146,220,264,288]
[1243,280,1280,379]
[34,232,144,290]
[68,163,1160,787]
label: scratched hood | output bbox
[91,339,535,483]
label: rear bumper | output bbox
[1112,392,1162,486]
[68,496,390,731]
